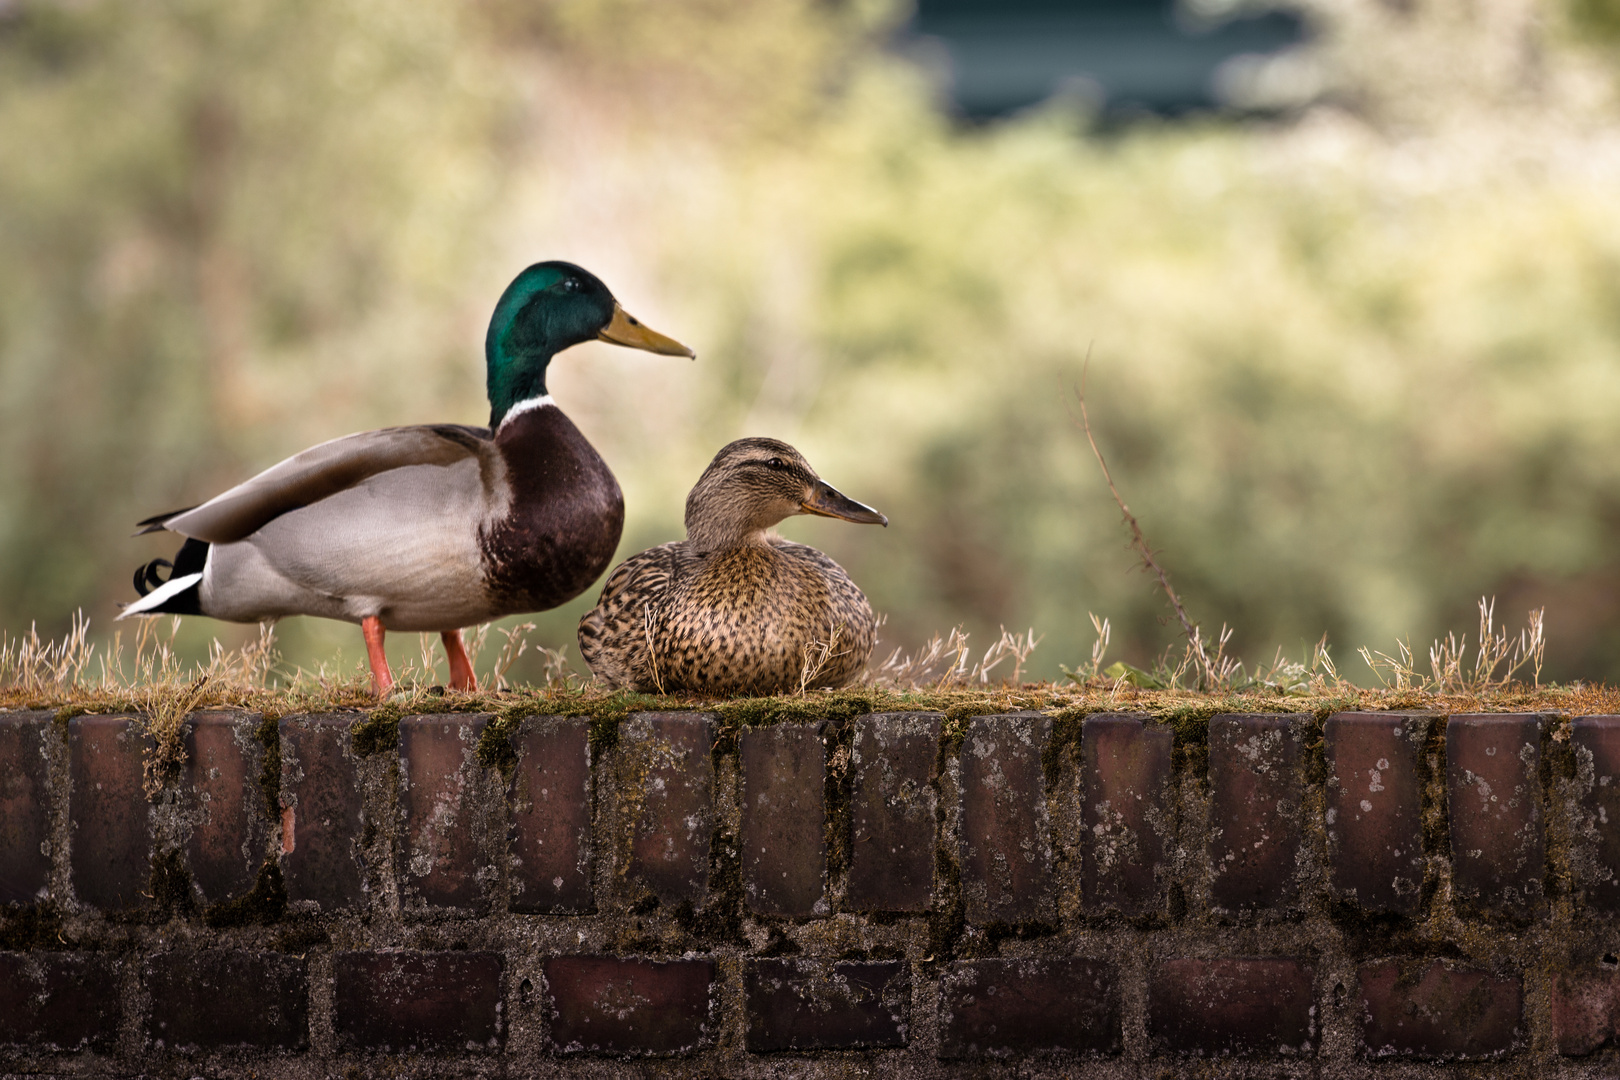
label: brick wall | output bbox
[5,706,1620,1076]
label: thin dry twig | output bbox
[1071,357,1215,687]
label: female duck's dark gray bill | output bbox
[801,481,888,526]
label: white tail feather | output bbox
[117,572,203,619]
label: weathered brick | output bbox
[1447,713,1544,913]
[399,713,491,910]
[960,714,1052,924]
[1082,714,1172,914]
[1360,960,1521,1059]
[146,949,307,1050]
[0,952,121,1050]
[847,713,939,912]
[181,711,268,905]
[1571,716,1620,912]
[1149,958,1316,1056]
[746,959,908,1051]
[1325,711,1429,914]
[278,715,366,910]
[508,717,593,914]
[0,712,52,904]
[625,713,714,903]
[68,715,152,912]
[741,723,826,916]
[545,955,713,1055]
[333,951,503,1052]
[1552,969,1620,1056]
[939,958,1120,1059]
[1208,714,1306,911]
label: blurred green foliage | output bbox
[1564,0,1620,43]
[2,0,1619,686]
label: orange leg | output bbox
[442,630,476,691]
[362,616,394,697]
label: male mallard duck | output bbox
[121,261,693,695]
[577,437,886,695]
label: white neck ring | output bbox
[499,394,556,430]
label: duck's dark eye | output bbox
[765,457,788,471]
[559,277,581,293]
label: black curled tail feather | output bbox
[129,538,209,615]
[133,558,172,596]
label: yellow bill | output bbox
[597,303,695,358]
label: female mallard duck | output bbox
[121,261,693,696]
[577,437,887,695]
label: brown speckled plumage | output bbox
[578,438,886,696]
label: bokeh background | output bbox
[3,0,1620,686]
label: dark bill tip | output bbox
[801,481,888,527]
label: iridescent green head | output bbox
[484,261,693,427]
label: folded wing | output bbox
[140,424,493,543]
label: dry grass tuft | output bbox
[1,611,98,692]
[866,625,1043,690]
[3,614,291,795]
[1359,599,1547,695]
[460,620,541,691]
[0,614,561,789]
[798,622,850,696]
[641,604,666,696]
[534,643,584,691]
[1059,612,1112,684]
[1071,370,1551,703]
[0,603,1606,761]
